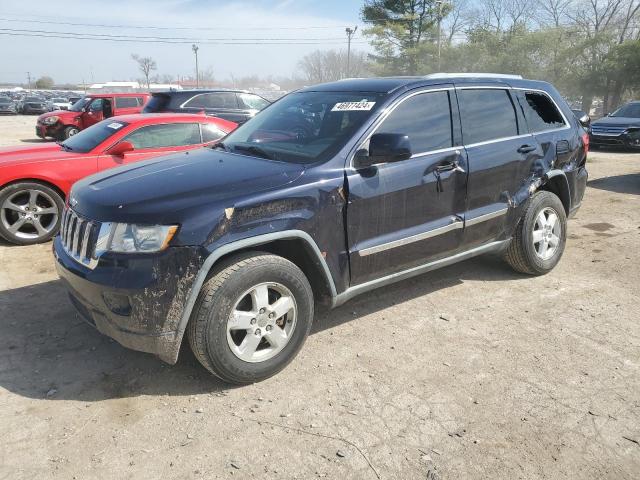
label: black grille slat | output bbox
[59,207,100,268]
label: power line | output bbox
[0,14,362,31]
[0,30,370,45]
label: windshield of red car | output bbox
[61,119,129,153]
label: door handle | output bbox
[435,160,464,173]
[517,144,537,154]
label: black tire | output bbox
[187,252,314,384]
[504,191,567,275]
[0,182,64,245]
[62,126,79,140]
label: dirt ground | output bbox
[0,114,639,479]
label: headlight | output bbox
[43,116,59,125]
[101,223,178,253]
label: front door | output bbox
[81,98,105,128]
[346,88,468,285]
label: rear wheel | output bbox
[504,191,567,275]
[187,252,314,384]
[0,182,64,245]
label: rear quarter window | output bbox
[519,91,566,132]
[115,97,140,108]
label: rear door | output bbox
[346,86,468,285]
[97,122,204,170]
[457,87,542,248]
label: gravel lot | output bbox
[1,114,639,479]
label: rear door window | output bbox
[458,89,519,144]
[375,90,453,154]
[185,92,238,109]
[123,123,202,149]
[519,91,566,132]
[115,97,139,108]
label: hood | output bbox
[0,143,85,169]
[38,110,77,121]
[592,116,640,127]
[71,148,305,224]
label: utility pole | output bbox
[345,26,357,78]
[192,44,200,89]
[435,1,446,71]
[26,72,31,90]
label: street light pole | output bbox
[192,44,200,89]
[345,26,357,78]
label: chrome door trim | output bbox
[357,218,463,257]
[465,207,509,227]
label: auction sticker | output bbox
[332,101,376,112]
[107,122,125,129]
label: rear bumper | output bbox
[53,237,205,364]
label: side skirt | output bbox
[333,239,510,307]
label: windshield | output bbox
[0,98,11,104]
[25,97,42,102]
[52,98,67,103]
[611,103,640,118]
[219,91,386,164]
[69,97,90,112]
[61,119,129,153]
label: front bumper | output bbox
[53,237,205,363]
[36,122,64,138]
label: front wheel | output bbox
[187,252,314,384]
[0,182,64,245]
[504,191,567,275]
[62,126,79,140]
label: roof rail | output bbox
[424,73,523,80]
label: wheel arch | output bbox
[172,230,338,361]
[539,170,571,215]
[0,177,67,201]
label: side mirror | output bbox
[578,113,591,128]
[107,141,134,156]
[354,133,412,168]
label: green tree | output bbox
[361,0,451,75]
[34,76,54,89]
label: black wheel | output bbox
[0,182,64,245]
[187,252,314,384]
[63,126,79,139]
[504,191,567,275]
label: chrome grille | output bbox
[591,125,627,136]
[60,208,100,268]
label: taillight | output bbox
[582,132,589,155]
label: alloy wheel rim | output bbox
[532,207,561,260]
[0,189,58,240]
[226,282,297,363]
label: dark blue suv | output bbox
[54,74,588,384]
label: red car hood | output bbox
[0,143,89,168]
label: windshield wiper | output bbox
[233,144,276,160]
[57,141,72,151]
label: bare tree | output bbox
[131,54,157,89]
[536,0,574,27]
[443,0,473,43]
[299,50,370,83]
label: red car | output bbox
[37,93,151,140]
[0,113,236,245]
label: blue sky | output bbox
[0,0,367,85]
